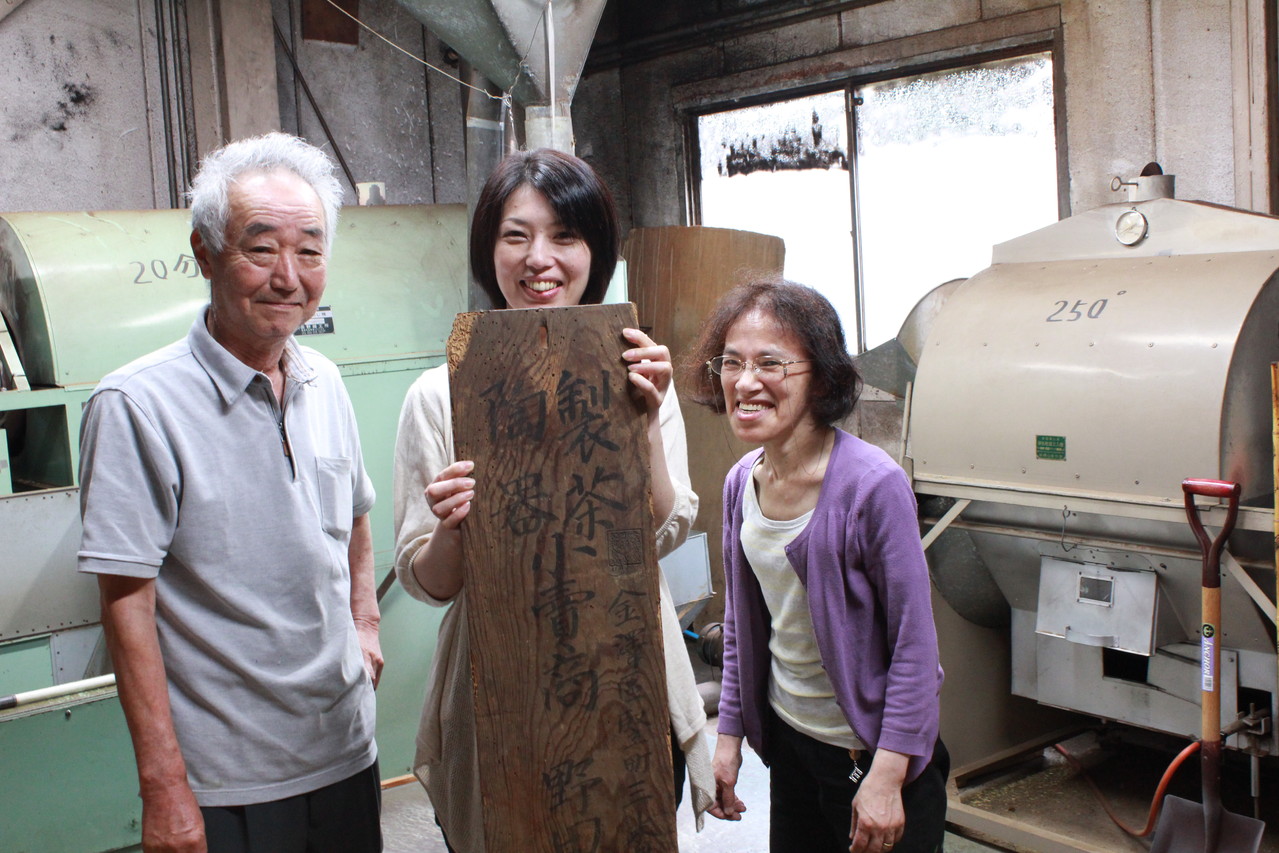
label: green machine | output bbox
[0,204,467,852]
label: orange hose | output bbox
[1053,739,1201,837]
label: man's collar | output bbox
[189,307,316,405]
[281,335,318,384]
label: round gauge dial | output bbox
[1115,209,1148,246]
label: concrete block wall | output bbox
[0,0,177,211]
[271,0,467,207]
[0,0,470,214]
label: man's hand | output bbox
[353,615,383,688]
[140,780,206,853]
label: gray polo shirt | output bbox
[78,311,376,807]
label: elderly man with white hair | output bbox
[78,132,382,853]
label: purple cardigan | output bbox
[716,429,943,783]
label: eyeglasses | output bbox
[707,355,809,380]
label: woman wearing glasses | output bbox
[391,148,714,852]
[684,280,947,853]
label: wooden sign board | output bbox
[448,303,676,852]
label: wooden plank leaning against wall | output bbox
[626,226,786,629]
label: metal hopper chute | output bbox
[393,0,606,150]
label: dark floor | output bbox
[950,728,1277,853]
[381,719,1279,852]
[381,716,1006,852]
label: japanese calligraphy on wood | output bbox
[448,303,676,853]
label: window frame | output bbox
[682,40,1069,352]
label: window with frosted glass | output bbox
[855,54,1058,350]
[697,91,857,337]
[695,52,1058,353]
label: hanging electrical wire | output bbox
[317,0,559,129]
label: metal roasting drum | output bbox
[907,177,1279,755]
[0,205,470,641]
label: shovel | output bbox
[1150,478,1265,853]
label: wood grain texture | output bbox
[448,303,675,853]
[625,226,785,629]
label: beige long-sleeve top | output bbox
[392,364,713,852]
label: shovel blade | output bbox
[1151,795,1265,853]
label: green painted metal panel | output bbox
[0,385,69,412]
[374,584,443,779]
[0,635,52,696]
[344,364,434,562]
[0,488,96,643]
[0,204,467,390]
[0,692,142,853]
[341,358,448,779]
[299,204,468,367]
[61,386,92,483]
[0,386,84,494]
[0,388,113,488]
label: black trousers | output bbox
[672,725,687,808]
[201,760,382,853]
[768,712,949,853]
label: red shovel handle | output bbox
[1182,478,1241,500]
[1181,479,1241,589]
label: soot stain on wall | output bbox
[45,81,96,133]
[49,81,95,130]
[9,30,99,143]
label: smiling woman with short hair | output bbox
[685,279,948,853]
[391,148,715,853]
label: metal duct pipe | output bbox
[392,1,608,305]
[463,61,507,311]
[1112,162,1176,202]
[393,0,607,152]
